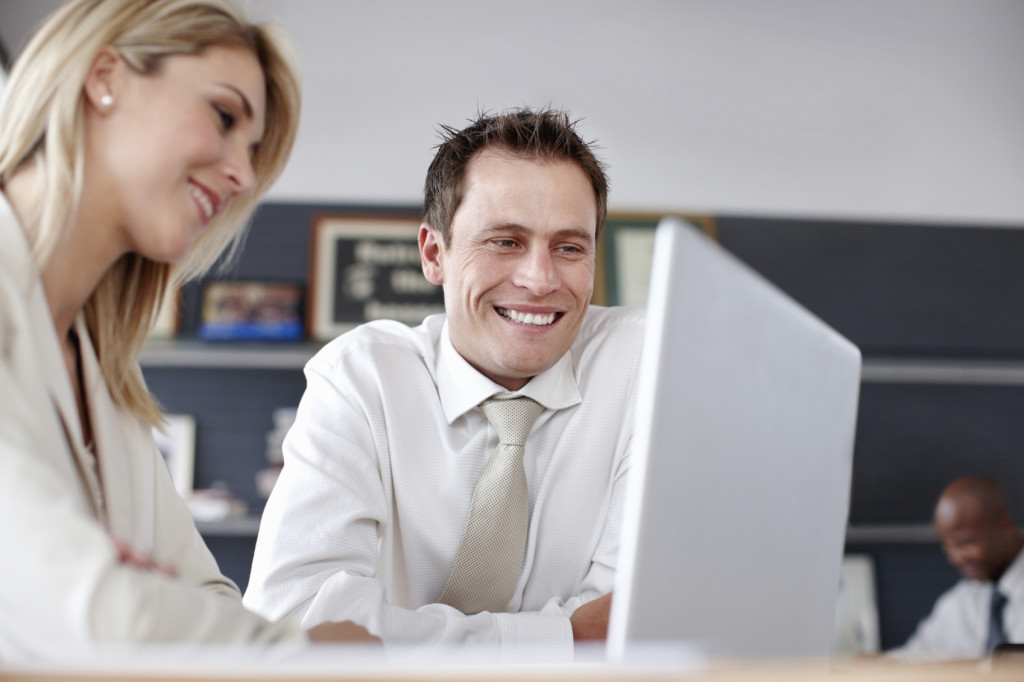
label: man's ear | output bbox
[82,45,122,112]
[419,223,445,285]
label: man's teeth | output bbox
[498,308,556,326]
[189,185,214,220]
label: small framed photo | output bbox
[152,413,196,499]
[198,280,304,341]
[601,213,717,306]
[309,214,445,341]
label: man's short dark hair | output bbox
[423,107,609,247]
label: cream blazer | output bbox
[0,194,304,660]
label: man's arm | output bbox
[571,593,612,641]
[886,583,983,661]
[244,365,577,655]
[534,430,631,644]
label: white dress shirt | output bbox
[0,193,305,660]
[889,546,1024,660]
[244,306,645,657]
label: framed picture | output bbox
[600,213,716,306]
[309,214,445,341]
[152,413,196,499]
[197,280,304,341]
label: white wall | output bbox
[246,0,1024,226]
[2,0,1022,225]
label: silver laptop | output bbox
[607,217,862,661]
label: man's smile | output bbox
[496,307,560,327]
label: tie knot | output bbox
[480,397,544,446]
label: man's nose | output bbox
[512,248,559,296]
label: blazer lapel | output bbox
[29,284,79,445]
[74,315,141,541]
[3,193,103,521]
[29,286,114,523]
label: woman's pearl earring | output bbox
[100,94,113,108]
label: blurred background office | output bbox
[2,0,1022,655]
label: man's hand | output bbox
[570,592,612,642]
[307,621,381,644]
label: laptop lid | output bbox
[607,217,861,661]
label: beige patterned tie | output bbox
[439,397,545,614]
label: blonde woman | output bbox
[0,0,372,658]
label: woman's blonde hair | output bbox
[0,0,301,425]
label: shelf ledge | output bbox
[194,516,262,537]
[861,358,1024,385]
[143,342,1024,384]
[192,517,939,544]
[845,524,937,544]
[141,340,323,369]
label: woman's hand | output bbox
[306,621,381,644]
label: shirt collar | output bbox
[436,319,582,424]
[997,543,1024,598]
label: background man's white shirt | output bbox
[890,546,1024,660]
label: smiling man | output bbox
[244,108,645,656]
[889,476,1024,660]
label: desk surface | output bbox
[2,659,1024,682]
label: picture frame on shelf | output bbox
[197,280,304,341]
[600,213,716,306]
[152,413,196,499]
[309,214,445,341]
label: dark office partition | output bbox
[717,215,1024,521]
[717,217,1024,357]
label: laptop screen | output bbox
[607,217,862,661]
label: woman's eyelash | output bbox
[216,107,235,130]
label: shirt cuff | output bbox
[492,612,574,661]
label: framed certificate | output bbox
[309,214,445,341]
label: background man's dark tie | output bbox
[986,588,1009,653]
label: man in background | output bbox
[244,108,644,657]
[890,476,1024,660]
